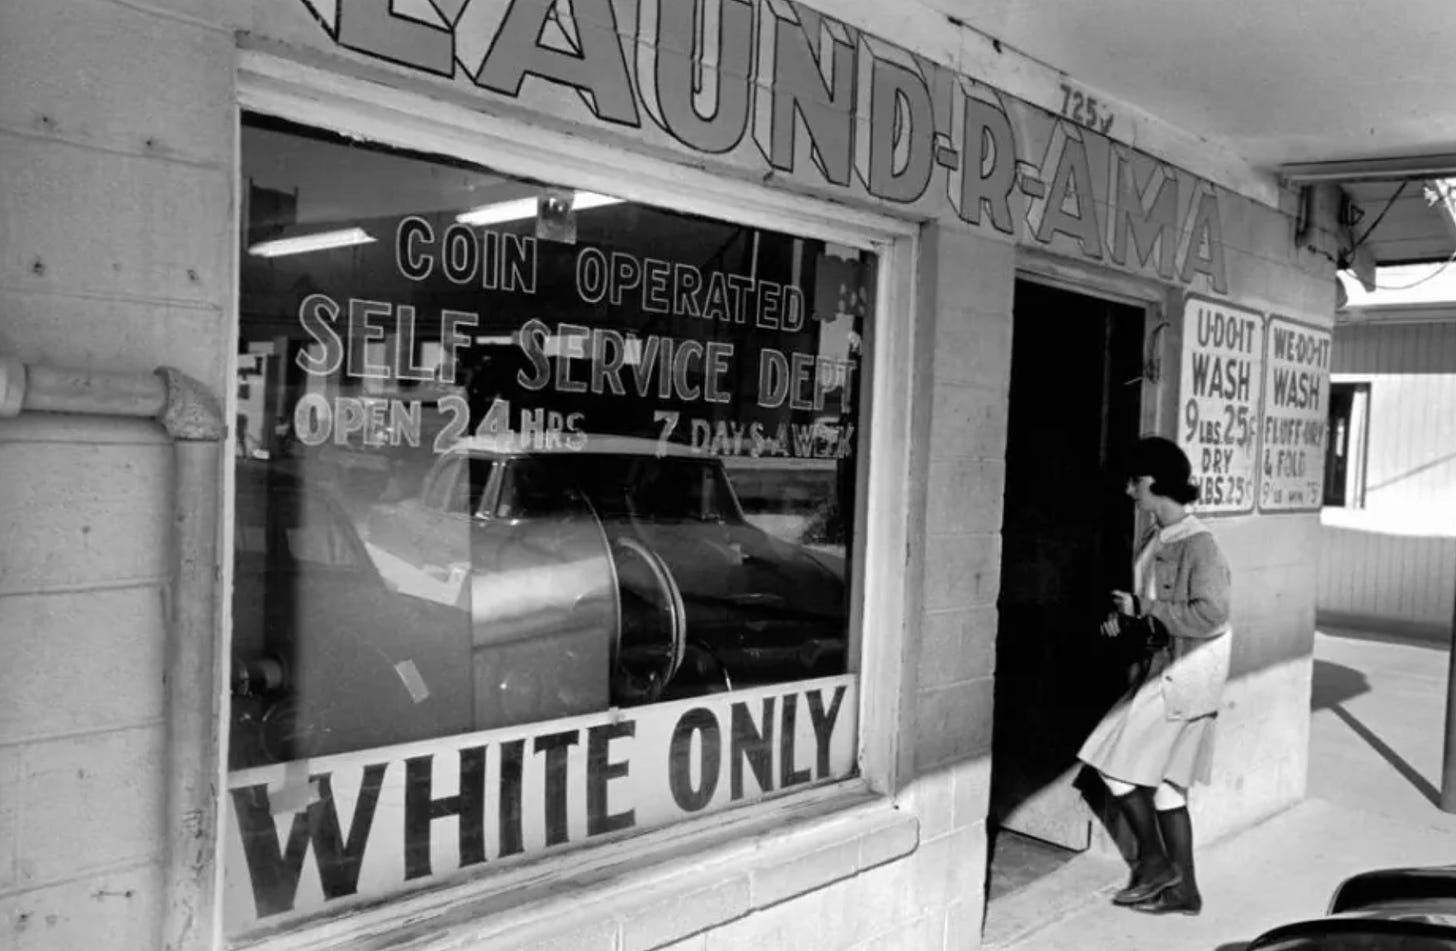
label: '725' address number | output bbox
[1059,84,1115,134]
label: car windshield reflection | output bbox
[534,454,743,523]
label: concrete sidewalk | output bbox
[985,628,1456,951]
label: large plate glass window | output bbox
[225,113,876,935]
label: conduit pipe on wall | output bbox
[0,353,225,951]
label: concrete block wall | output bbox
[895,224,1016,949]
[1192,514,1321,845]
[691,815,986,950]
[1065,260,1331,860]
[0,1,1011,945]
[1141,260,1333,848]
[0,1,234,948]
[916,225,1012,776]
[638,223,1014,951]
[1195,262,1332,841]
[0,418,174,948]
[0,0,1334,947]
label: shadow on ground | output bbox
[986,829,1080,902]
[1311,658,1440,806]
[1311,658,1369,710]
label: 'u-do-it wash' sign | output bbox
[1178,296,1264,515]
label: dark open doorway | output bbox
[986,278,1149,900]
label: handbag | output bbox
[1105,611,1171,690]
[1119,612,1170,652]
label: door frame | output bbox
[990,257,1168,856]
[1016,249,1168,439]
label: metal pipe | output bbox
[154,367,226,951]
[1443,593,1456,813]
[0,355,225,950]
[0,354,176,421]
[162,437,223,951]
[24,363,168,417]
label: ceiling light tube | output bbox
[455,191,623,227]
[248,227,376,258]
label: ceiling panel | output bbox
[925,0,1456,171]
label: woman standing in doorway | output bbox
[1078,436,1232,916]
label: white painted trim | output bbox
[211,91,245,951]
[1015,254,1176,438]
[1338,303,1456,325]
[227,49,925,944]
[233,786,915,951]
[1016,249,1168,307]
[1282,155,1456,183]
[854,231,919,793]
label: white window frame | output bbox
[1324,375,1372,509]
[219,49,923,949]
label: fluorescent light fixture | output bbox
[542,333,588,359]
[248,227,376,258]
[455,191,623,227]
[560,191,621,212]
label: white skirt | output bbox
[1077,658,1217,788]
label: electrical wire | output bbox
[1342,178,1456,291]
[1352,179,1408,249]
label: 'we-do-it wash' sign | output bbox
[285,0,1239,295]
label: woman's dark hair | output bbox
[1127,436,1200,504]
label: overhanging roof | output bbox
[901,0,1456,268]
[1342,178,1456,267]
[1283,160,1456,268]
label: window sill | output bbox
[231,781,919,951]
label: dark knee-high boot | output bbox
[1111,788,1180,905]
[1132,806,1202,915]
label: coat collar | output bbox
[1157,514,1209,545]
[1143,513,1210,549]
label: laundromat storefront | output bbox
[226,114,876,936]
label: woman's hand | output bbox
[1099,614,1122,638]
[1110,590,1138,617]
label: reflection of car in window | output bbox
[229,463,477,769]
[365,437,849,707]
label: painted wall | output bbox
[0,0,235,947]
[1148,291,1335,847]
[0,0,1338,948]
[1317,318,1456,639]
